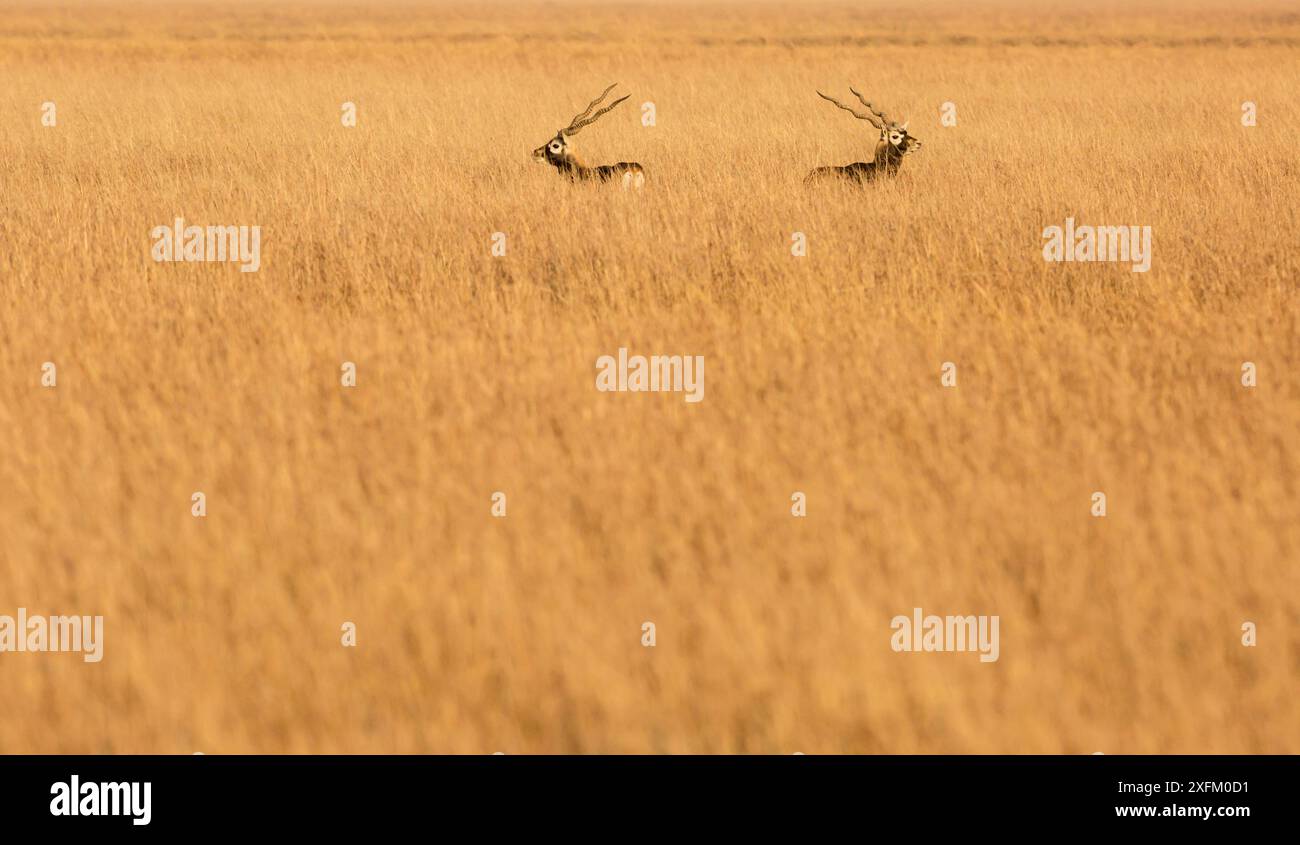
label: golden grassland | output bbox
[0,0,1297,753]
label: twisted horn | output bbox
[817,90,884,129]
[849,87,893,126]
[563,84,628,136]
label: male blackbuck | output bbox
[533,84,645,188]
[806,88,922,184]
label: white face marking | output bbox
[548,140,564,154]
[888,130,904,146]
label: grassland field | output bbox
[0,0,1297,753]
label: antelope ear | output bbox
[900,121,909,132]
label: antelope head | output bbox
[817,88,922,155]
[533,83,632,167]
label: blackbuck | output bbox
[533,84,645,188]
[807,89,922,184]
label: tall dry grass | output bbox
[0,0,1296,752]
